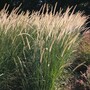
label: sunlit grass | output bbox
[0,7,87,90]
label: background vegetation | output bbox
[0,0,90,13]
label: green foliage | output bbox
[0,8,87,90]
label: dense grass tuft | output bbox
[0,8,87,90]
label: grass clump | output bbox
[0,7,87,90]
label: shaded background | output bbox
[0,0,90,13]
